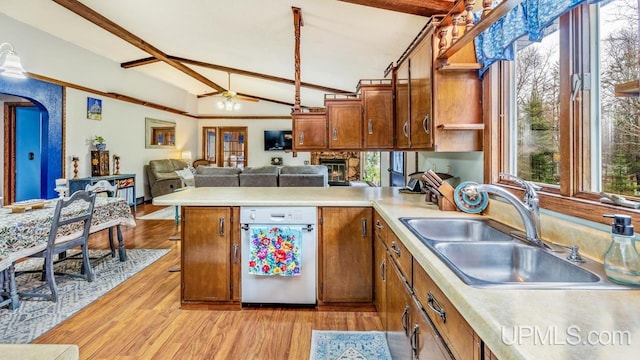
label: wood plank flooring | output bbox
[34,203,383,359]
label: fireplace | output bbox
[320,158,348,186]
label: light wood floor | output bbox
[34,203,383,360]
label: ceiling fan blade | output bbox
[236,95,260,102]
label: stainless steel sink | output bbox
[432,242,600,286]
[399,217,514,242]
[400,217,638,289]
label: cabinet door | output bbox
[413,258,477,360]
[292,112,327,151]
[409,37,433,149]
[182,207,232,302]
[395,60,411,149]
[374,235,387,329]
[320,207,372,303]
[410,296,452,360]
[362,86,394,149]
[327,100,362,149]
[386,253,412,359]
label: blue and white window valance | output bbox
[475,0,606,78]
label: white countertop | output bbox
[154,187,640,359]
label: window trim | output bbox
[485,4,640,228]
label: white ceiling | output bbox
[1,0,430,110]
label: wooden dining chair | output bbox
[19,191,96,302]
[85,180,124,260]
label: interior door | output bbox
[15,106,42,201]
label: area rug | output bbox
[309,330,392,360]
[0,248,170,343]
[137,206,175,220]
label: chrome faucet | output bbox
[499,173,542,239]
[463,175,545,249]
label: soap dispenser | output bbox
[603,214,640,285]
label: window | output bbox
[494,1,640,224]
[362,151,381,186]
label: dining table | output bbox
[0,196,136,310]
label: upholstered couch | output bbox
[239,166,279,187]
[145,159,188,198]
[193,165,328,188]
[279,165,329,187]
[194,166,242,187]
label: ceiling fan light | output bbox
[217,101,225,110]
[225,101,233,111]
[233,102,241,110]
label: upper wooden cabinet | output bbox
[395,20,483,151]
[325,94,363,150]
[359,80,394,149]
[292,111,327,151]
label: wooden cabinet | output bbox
[181,206,240,306]
[394,19,482,151]
[292,111,327,151]
[374,216,388,329]
[395,60,411,149]
[90,150,110,176]
[319,207,372,304]
[386,252,413,359]
[325,95,362,150]
[359,80,394,149]
[413,258,480,360]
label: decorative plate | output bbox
[454,181,488,214]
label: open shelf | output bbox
[437,123,485,130]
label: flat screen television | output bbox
[264,130,292,151]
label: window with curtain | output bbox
[495,0,640,223]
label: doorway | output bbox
[389,151,406,187]
[3,101,44,203]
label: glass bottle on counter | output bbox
[603,214,640,285]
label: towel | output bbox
[248,226,301,276]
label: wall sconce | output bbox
[0,42,26,79]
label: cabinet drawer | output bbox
[413,259,475,360]
[374,211,389,248]
[388,231,412,286]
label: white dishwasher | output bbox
[240,206,317,305]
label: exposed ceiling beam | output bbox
[122,56,353,95]
[339,0,455,16]
[52,0,225,92]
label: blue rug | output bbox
[309,330,392,360]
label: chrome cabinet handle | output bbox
[299,131,304,145]
[361,218,367,237]
[390,242,401,256]
[422,114,430,134]
[332,127,338,140]
[401,305,410,335]
[427,291,446,323]
[375,220,383,230]
[219,217,225,236]
[410,324,419,358]
[233,244,239,263]
[403,121,409,138]
[368,119,374,134]
[380,259,386,281]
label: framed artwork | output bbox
[87,97,102,120]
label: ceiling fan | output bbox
[215,73,259,111]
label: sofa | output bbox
[279,165,329,187]
[193,165,328,188]
[239,166,279,187]
[194,166,242,187]
[145,159,188,198]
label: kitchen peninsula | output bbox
[154,186,640,359]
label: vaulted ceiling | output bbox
[1,0,457,112]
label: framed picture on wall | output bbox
[87,97,102,120]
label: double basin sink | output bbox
[400,217,635,289]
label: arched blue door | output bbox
[15,106,42,201]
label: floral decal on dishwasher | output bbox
[248,226,302,276]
